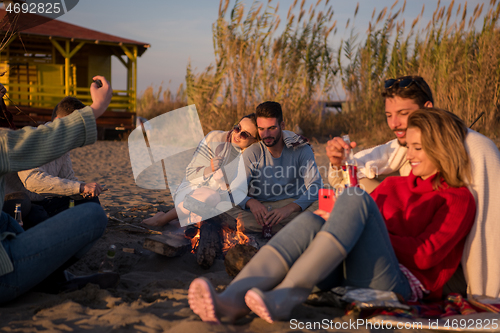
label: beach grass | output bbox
[138,0,500,144]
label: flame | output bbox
[222,217,249,252]
[187,218,249,254]
[184,223,201,253]
[190,232,200,253]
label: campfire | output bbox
[143,211,258,271]
[187,218,250,254]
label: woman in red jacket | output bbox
[188,108,476,324]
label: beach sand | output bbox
[1,140,367,332]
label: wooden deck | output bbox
[8,106,136,140]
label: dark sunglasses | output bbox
[233,124,255,140]
[384,78,432,102]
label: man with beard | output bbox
[325,75,500,299]
[227,101,322,233]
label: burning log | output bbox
[196,221,222,269]
[224,244,259,277]
[194,212,236,269]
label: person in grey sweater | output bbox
[0,77,116,304]
[227,101,322,233]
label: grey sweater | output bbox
[0,107,97,276]
[238,140,322,210]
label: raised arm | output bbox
[0,77,112,174]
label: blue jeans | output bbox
[267,188,411,299]
[0,203,107,304]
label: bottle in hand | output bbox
[341,135,358,188]
[262,206,273,239]
[14,203,23,228]
[99,244,117,273]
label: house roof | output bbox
[0,9,150,56]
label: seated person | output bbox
[0,77,117,304]
[326,75,500,299]
[226,101,322,233]
[142,113,260,227]
[188,108,476,324]
[4,97,104,227]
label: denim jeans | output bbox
[0,202,107,304]
[267,188,411,299]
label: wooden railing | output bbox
[2,82,135,111]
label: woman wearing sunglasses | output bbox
[143,114,260,227]
[188,108,476,324]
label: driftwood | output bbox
[196,221,222,269]
[195,212,237,269]
[224,244,259,277]
[143,231,191,257]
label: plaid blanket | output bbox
[348,293,500,320]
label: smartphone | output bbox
[319,189,336,213]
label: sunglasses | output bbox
[384,78,432,102]
[233,124,255,140]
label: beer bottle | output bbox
[14,203,23,227]
[341,135,359,188]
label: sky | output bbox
[53,0,487,99]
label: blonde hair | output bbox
[407,108,472,190]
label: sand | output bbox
[1,140,497,332]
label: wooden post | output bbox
[50,39,85,96]
[65,40,70,95]
[120,45,137,112]
[133,45,137,112]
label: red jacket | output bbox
[370,172,476,299]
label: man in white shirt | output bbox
[7,97,104,227]
[326,76,500,299]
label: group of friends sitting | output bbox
[0,75,498,327]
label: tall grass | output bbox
[137,83,187,120]
[185,0,338,135]
[139,0,500,142]
[342,0,500,139]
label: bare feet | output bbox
[142,212,168,227]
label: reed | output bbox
[185,0,339,136]
[341,0,500,140]
[141,0,500,142]
[137,83,187,120]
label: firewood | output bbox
[196,220,222,269]
[224,244,259,277]
[143,232,191,257]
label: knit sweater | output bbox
[329,129,500,298]
[371,173,476,299]
[0,107,97,276]
[238,131,322,210]
[17,152,82,199]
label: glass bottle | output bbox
[98,244,117,273]
[262,206,273,239]
[14,203,23,227]
[341,135,359,188]
[69,199,75,208]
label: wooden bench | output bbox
[7,106,136,139]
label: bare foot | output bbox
[142,212,168,227]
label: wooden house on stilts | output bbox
[0,7,150,138]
